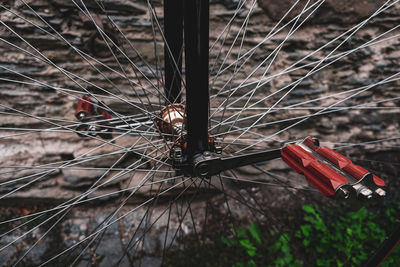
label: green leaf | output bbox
[249,222,262,244]
[336,259,343,267]
[281,243,290,254]
[300,225,312,237]
[302,204,316,215]
[317,258,330,266]
[346,228,352,236]
[295,230,302,238]
[239,239,257,256]
[247,259,257,267]
[221,236,236,247]
[236,228,249,240]
[292,259,301,267]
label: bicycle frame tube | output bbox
[364,221,400,266]
[164,0,183,103]
[184,0,210,159]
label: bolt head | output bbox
[203,151,211,157]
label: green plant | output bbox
[221,222,264,266]
[295,204,400,266]
[271,233,300,267]
[221,222,299,267]
[166,203,400,267]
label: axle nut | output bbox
[196,162,209,177]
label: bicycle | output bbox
[0,0,399,265]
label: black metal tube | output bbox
[164,0,183,103]
[363,221,400,267]
[184,0,210,159]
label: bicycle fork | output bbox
[72,0,386,201]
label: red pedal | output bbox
[75,95,112,121]
[100,110,112,120]
[281,144,347,196]
[74,95,113,139]
[281,137,386,199]
[75,95,93,120]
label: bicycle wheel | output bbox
[0,0,399,266]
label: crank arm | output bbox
[192,149,282,177]
[189,136,387,201]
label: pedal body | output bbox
[281,137,386,200]
[74,96,113,139]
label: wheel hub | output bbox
[156,104,185,137]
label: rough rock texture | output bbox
[258,0,389,24]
